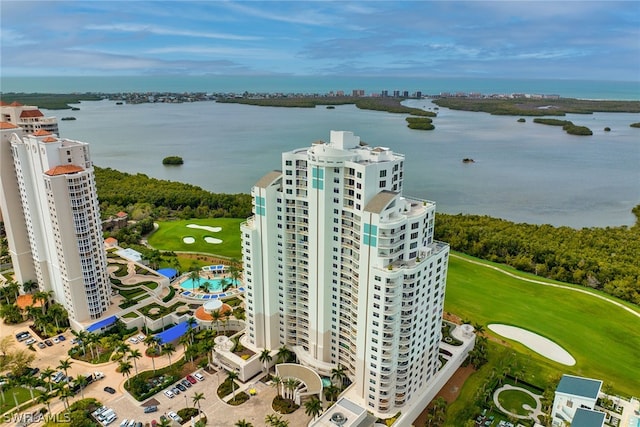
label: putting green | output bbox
[148,218,244,259]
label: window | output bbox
[379,180,386,188]
[380,170,387,177]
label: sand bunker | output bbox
[183,236,196,244]
[187,224,222,233]
[488,324,575,366]
[204,236,223,244]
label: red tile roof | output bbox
[0,101,9,106]
[104,237,118,244]
[42,137,57,142]
[45,165,84,176]
[116,211,128,218]
[10,101,23,106]
[20,110,44,118]
[33,129,51,136]
[0,121,19,129]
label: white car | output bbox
[163,390,174,398]
[168,412,182,423]
[194,372,205,381]
[137,334,145,341]
[52,337,60,344]
[128,337,138,344]
[24,338,36,345]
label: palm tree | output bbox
[75,375,88,399]
[324,384,339,403]
[284,378,298,400]
[304,396,323,420]
[158,418,172,427]
[271,375,282,398]
[144,335,160,373]
[161,343,176,366]
[259,348,272,374]
[189,270,201,288]
[22,279,39,294]
[223,310,232,334]
[41,367,56,393]
[227,261,242,288]
[211,310,222,335]
[265,414,279,426]
[192,391,205,413]
[119,360,133,380]
[32,290,51,315]
[226,370,239,400]
[36,392,52,415]
[331,365,348,389]
[114,342,131,361]
[200,329,216,365]
[57,358,72,378]
[473,322,485,335]
[57,384,73,411]
[235,420,253,427]
[276,346,291,364]
[2,281,20,303]
[186,317,198,344]
[129,348,142,376]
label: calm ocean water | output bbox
[2,75,639,227]
[2,75,640,100]
[41,96,640,229]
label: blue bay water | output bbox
[46,97,640,229]
[2,75,640,100]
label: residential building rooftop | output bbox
[556,374,602,399]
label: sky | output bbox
[1,1,639,81]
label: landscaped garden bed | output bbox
[272,395,299,414]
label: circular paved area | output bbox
[493,384,543,421]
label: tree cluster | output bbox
[435,210,640,304]
[95,167,252,219]
[161,156,184,165]
[406,116,435,130]
[533,118,592,135]
[432,97,640,116]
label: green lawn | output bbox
[445,253,640,397]
[497,389,536,416]
[147,218,244,258]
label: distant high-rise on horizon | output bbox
[0,119,111,327]
[241,131,455,416]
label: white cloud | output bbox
[85,23,261,41]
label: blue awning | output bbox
[86,315,118,332]
[155,321,189,345]
[157,268,178,280]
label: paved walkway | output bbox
[492,384,543,421]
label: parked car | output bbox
[52,337,60,344]
[144,406,157,413]
[167,412,182,423]
[52,372,65,383]
[44,339,53,347]
[175,383,186,392]
[104,386,116,394]
[137,334,145,341]
[94,372,105,380]
[171,386,180,395]
[163,390,174,398]
[128,337,138,344]
[57,335,66,341]
[119,419,128,427]
[37,342,46,349]
[24,338,36,345]
[15,332,30,341]
[180,379,191,388]
[186,375,197,384]
[194,372,205,381]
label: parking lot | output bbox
[5,320,311,426]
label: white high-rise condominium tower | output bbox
[242,131,451,415]
[0,124,111,327]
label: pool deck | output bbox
[176,273,245,301]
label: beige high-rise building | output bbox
[0,121,110,327]
[241,131,473,422]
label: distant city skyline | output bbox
[1,1,639,81]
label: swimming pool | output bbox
[321,377,332,387]
[630,415,639,427]
[180,278,238,292]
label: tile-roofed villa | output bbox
[33,129,52,136]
